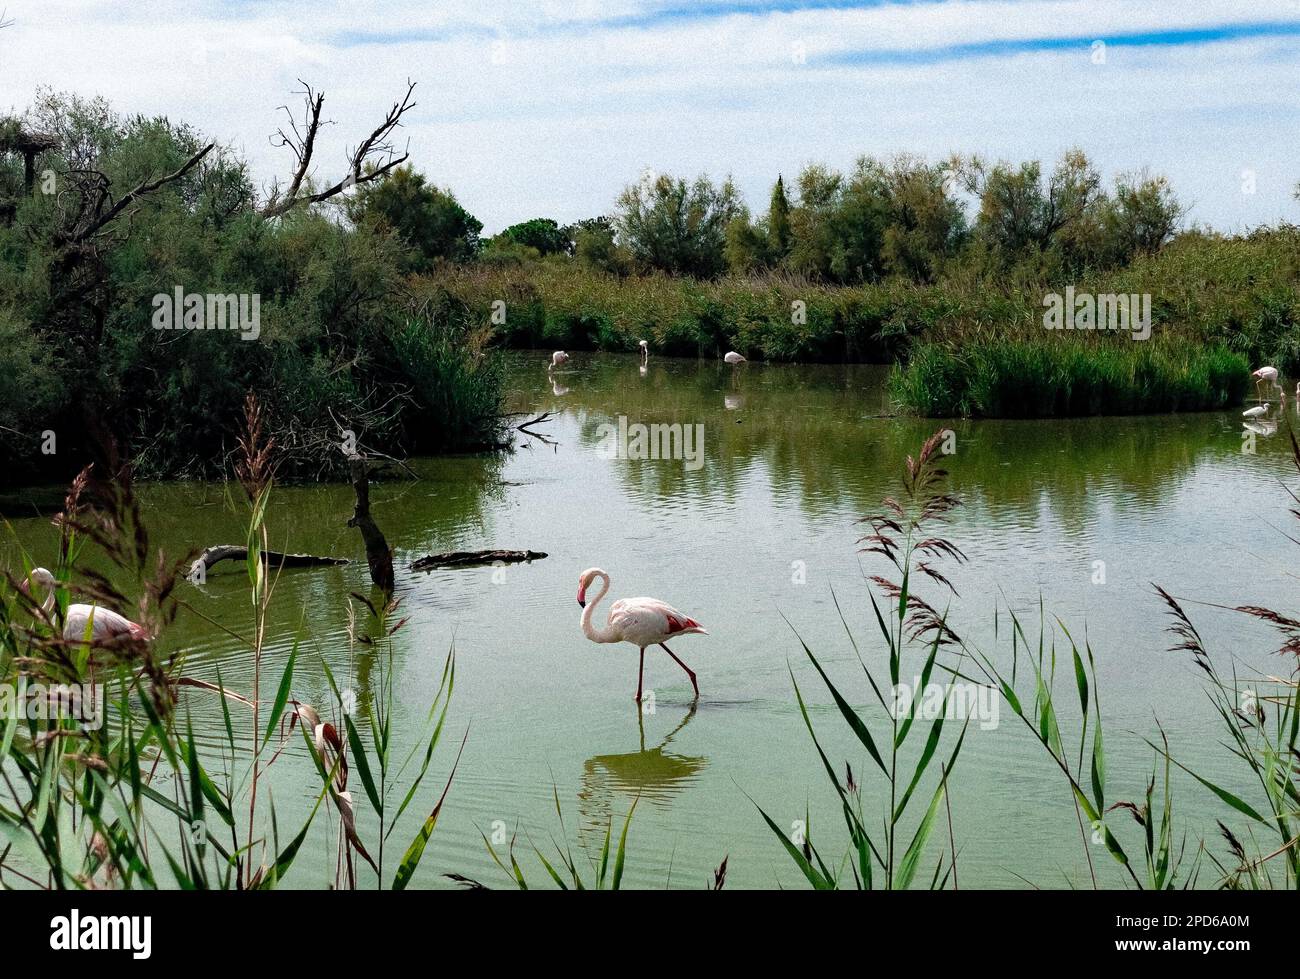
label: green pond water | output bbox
[3,349,1294,888]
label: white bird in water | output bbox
[1243,403,1270,419]
[723,351,746,365]
[26,567,149,642]
[638,339,649,365]
[577,567,706,703]
[1252,365,1280,400]
[549,350,569,372]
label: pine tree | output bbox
[767,174,792,261]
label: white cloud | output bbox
[1,0,1296,232]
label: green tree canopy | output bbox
[615,172,743,277]
[347,165,483,269]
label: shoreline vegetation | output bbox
[2,88,1297,485]
[1,422,1294,890]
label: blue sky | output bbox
[3,0,1298,232]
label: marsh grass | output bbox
[768,427,1296,890]
[464,789,638,890]
[757,431,970,888]
[888,336,1249,418]
[0,397,462,889]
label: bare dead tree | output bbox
[260,79,416,219]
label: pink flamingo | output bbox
[549,351,569,372]
[577,567,706,703]
[1252,365,1280,400]
[26,567,148,642]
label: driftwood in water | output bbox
[190,545,348,580]
[411,549,548,572]
[348,454,394,593]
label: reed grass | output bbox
[888,337,1249,417]
[464,790,639,890]
[0,398,462,889]
[757,431,969,888]
[765,427,1297,889]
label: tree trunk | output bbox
[348,454,394,594]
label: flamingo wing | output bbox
[610,597,706,647]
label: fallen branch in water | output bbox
[189,544,348,580]
[411,549,547,571]
[513,411,558,448]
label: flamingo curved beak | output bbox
[576,586,586,608]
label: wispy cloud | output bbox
[1,0,1296,232]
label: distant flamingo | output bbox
[723,351,746,365]
[1252,366,1280,400]
[577,567,706,703]
[638,339,649,365]
[549,351,569,372]
[26,567,148,642]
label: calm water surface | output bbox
[4,351,1292,888]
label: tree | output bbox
[347,164,482,268]
[767,175,792,261]
[867,155,967,281]
[953,149,1107,271]
[1101,171,1184,263]
[786,163,844,280]
[565,216,628,274]
[614,172,743,277]
[724,210,768,274]
[497,217,569,255]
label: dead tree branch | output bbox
[189,545,349,580]
[260,79,416,219]
[60,142,214,245]
[412,550,547,572]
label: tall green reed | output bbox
[757,430,970,888]
[0,396,461,889]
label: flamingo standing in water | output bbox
[26,567,148,642]
[638,339,649,366]
[549,351,569,372]
[723,351,746,365]
[1252,366,1280,400]
[577,567,706,703]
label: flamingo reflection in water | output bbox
[577,703,705,846]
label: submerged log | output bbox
[348,454,394,593]
[411,549,548,571]
[189,545,348,580]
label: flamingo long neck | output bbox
[581,572,621,643]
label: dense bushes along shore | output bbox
[3,87,1294,484]
[422,225,1300,367]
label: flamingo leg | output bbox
[659,643,699,699]
[635,646,645,704]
